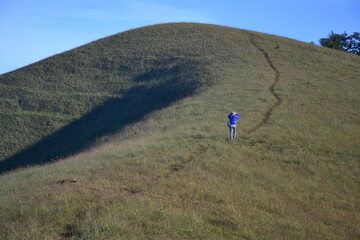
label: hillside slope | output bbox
[0,23,359,239]
[0,23,221,170]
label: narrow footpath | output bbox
[247,33,282,133]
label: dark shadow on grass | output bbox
[0,66,203,174]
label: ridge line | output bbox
[247,33,282,133]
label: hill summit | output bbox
[0,23,359,239]
[0,23,223,171]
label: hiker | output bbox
[228,111,241,139]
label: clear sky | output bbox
[1,0,359,74]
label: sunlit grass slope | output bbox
[0,23,221,171]
[1,23,359,239]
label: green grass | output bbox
[0,23,359,239]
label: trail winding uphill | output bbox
[247,32,282,133]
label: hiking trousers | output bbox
[229,125,237,139]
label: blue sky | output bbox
[1,0,359,74]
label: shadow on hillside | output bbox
[0,69,199,174]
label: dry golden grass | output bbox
[0,23,359,239]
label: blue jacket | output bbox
[228,114,241,125]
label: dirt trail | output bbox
[166,34,283,174]
[247,33,282,133]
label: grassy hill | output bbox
[0,23,359,239]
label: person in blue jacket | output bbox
[228,111,241,139]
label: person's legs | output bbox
[229,126,236,139]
